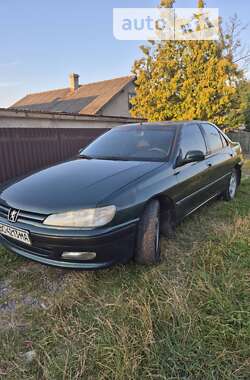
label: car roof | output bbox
[114,121,211,131]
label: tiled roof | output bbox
[11,76,135,115]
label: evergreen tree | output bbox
[131,0,244,128]
[238,81,250,130]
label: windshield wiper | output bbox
[79,154,93,160]
[95,156,130,161]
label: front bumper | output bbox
[0,218,138,269]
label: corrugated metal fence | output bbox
[228,131,250,155]
[0,127,108,184]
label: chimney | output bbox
[69,73,80,92]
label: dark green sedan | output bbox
[0,121,243,269]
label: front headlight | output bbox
[43,206,116,228]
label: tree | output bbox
[160,0,175,7]
[197,0,205,7]
[238,81,250,130]
[131,0,246,129]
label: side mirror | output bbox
[183,150,205,164]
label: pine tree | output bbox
[131,0,244,128]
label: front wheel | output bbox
[223,169,238,201]
[134,200,161,265]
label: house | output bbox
[10,74,136,118]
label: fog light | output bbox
[62,251,96,260]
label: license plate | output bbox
[0,223,31,246]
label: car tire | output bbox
[223,168,238,201]
[160,208,176,238]
[134,200,161,265]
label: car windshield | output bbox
[80,125,176,162]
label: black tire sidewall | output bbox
[135,200,161,265]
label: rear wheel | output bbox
[223,169,238,201]
[134,200,160,265]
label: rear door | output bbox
[200,123,234,195]
[174,123,212,219]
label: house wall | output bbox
[0,108,143,184]
[100,82,136,118]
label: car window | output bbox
[220,133,228,147]
[81,125,176,162]
[179,124,207,159]
[202,123,223,153]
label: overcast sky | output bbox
[0,0,249,108]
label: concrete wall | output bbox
[100,82,136,118]
[228,130,250,154]
[0,108,139,130]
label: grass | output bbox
[0,169,250,379]
[243,158,250,176]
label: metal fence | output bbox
[0,127,108,184]
[228,130,250,155]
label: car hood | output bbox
[0,158,163,214]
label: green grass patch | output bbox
[0,179,250,379]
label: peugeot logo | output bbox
[8,208,20,223]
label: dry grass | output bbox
[0,174,250,379]
[243,158,250,176]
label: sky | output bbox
[0,0,249,108]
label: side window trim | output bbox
[197,123,209,155]
[219,132,228,148]
[199,123,213,156]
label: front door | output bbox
[174,123,212,219]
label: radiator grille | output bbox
[0,204,46,225]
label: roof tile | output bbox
[11,76,135,115]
